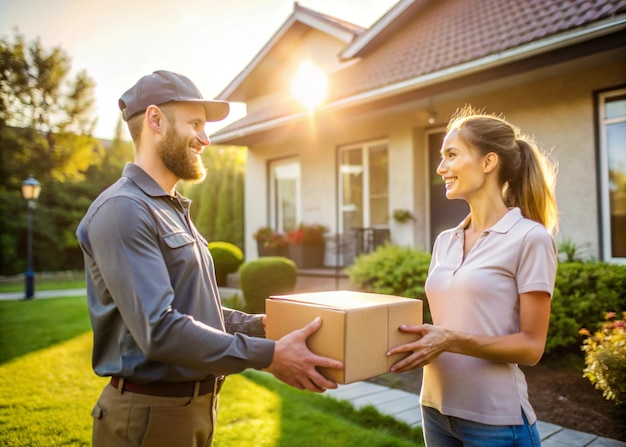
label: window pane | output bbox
[340,148,363,232]
[369,145,388,226]
[607,121,626,257]
[277,178,297,232]
[370,197,388,226]
[605,94,626,120]
[272,161,299,233]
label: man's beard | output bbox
[156,125,207,183]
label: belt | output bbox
[110,376,224,398]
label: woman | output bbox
[388,106,558,446]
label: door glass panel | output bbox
[428,131,469,249]
[272,162,300,233]
[340,148,363,233]
[369,144,389,226]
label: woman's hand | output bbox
[387,324,449,373]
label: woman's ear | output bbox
[483,152,498,173]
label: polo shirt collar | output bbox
[491,208,524,234]
[452,207,523,237]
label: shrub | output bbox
[580,311,626,404]
[547,262,626,354]
[557,237,592,263]
[346,244,432,322]
[208,241,244,286]
[221,291,246,311]
[346,245,626,355]
[239,257,298,313]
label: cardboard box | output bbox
[265,290,423,384]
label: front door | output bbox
[428,130,469,249]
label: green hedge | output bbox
[347,245,626,355]
[548,262,626,354]
[239,257,298,313]
[208,241,244,286]
[347,244,432,323]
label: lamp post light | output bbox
[21,176,41,300]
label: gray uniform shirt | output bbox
[76,163,274,383]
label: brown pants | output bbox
[91,382,219,447]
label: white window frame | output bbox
[269,158,301,233]
[337,139,389,232]
[598,87,626,264]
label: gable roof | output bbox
[331,0,626,100]
[212,0,626,142]
[216,2,364,101]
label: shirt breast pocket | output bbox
[161,231,198,269]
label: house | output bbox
[211,0,626,265]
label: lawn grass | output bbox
[0,272,85,293]
[0,296,92,363]
[0,296,423,447]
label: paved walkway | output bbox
[325,381,626,447]
[2,273,624,446]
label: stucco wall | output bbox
[431,59,626,259]
[245,58,625,262]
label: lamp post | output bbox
[22,176,41,300]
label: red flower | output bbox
[286,223,328,245]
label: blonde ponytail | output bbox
[448,106,559,234]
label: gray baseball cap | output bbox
[118,70,230,122]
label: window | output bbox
[338,140,389,233]
[598,88,626,263]
[269,159,300,233]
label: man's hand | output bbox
[266,317,343,393]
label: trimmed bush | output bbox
[239,257,298,313]
[346,246,626,354]
[208,241,244,286]
[547,262,626,354]
[580,311,626,404]
[346,244,432,323]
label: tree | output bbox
[0,30,103,275]
[1,30,96,135]
[180,146,246,250]
[1,30,100,182]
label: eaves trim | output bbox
[216,15,296,100]
[217,5,362,101]
[341,0,416,60]
[212,15,626,143]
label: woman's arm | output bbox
[387,290,551,372]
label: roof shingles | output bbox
[329,0,626,100]
[214,0,626,138]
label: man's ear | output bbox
[484,152,498,174]
[145,105,163,133]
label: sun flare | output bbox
[291,61,328,110]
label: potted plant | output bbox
[286,223,328,268]
[392,209,415,224]
[253,226,288,257]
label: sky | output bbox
[0,0,399,139]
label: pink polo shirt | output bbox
[421,207,557,426]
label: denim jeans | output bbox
[421,405,542,447]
